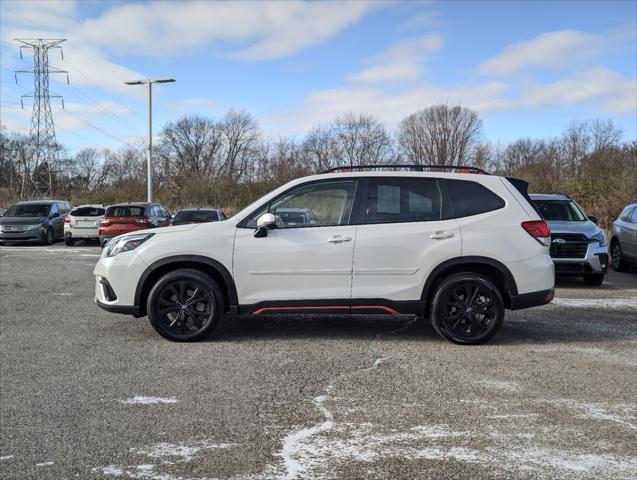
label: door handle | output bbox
[430,231,455,240]
[328,235,352,243]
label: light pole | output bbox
[124,78,175,203]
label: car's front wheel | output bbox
[611,241,630,272]
[147,268,223,342]
[43,228,54,245]
[583,273,604,286]
[430,273,504,345]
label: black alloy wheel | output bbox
[147,269,223,341]
[431,273,504,345]
[611,242,629,272]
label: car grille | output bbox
[550,233,589,259]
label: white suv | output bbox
[64,204,108,246]
[94,166,554,345]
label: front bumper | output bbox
[553,242,608,276]
[0,228,46,242]
[93,250,148,317]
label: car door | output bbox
[49,203,63,237]
[351,177,461,303]
[623,208,637,260]
[233,179,359,307]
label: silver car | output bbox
[530,193,608,286]
[609,200,637,271]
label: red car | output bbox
[99,202,171,247]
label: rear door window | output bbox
[365,178,442,224]
[443,179,505,218]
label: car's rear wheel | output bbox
[583,273,604,286]
[431,273,504,345]
[65,237,75,246]
[147,268,223,342]
[611,241,629,272]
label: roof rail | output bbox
[545,191,573,199]
[322,164,489,175]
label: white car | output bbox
[64,204,108,246]
[94,166,555,345]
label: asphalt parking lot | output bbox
[1,241,636,480]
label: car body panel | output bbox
[611,204,637,263]
[94,171,554,317]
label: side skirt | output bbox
[240,299,425,316]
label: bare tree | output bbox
[397,105,482,165]
[332,113,393,166]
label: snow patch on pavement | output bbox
[36,461,54,466]
[132,440,236,463]
[119,396,178,405]
[551,297,637,310]
[476,379,523,393]
[0,455,14,460]
[551,400,636,431]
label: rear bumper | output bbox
[510,288,554,310]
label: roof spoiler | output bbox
[506,177,543,217]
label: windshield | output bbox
[174,210,218,222]
[105,206,145,217]
[533,200,586,222]
[5,204,50,217]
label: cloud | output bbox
[72,1,378,60]
[478,29,620,76]
[347,34,443,84]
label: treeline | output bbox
[1,105,635,229]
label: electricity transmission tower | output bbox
[15,39,68,197]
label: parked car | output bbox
[609,199,637,271]
[170,208,226,226]
[64,204,108,246]
[529,193,608,285]
[99,202,172,247]
[94,165,555,345]
[0,200,71,245]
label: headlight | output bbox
[106,233,154,257]
[591,231,606,247]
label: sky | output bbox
[0,0,635,153]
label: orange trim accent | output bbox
[251,305,399,315]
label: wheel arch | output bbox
[135,255,238,316]
[421,256,518,309]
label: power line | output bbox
[50,75,144,135]
[62,57,146,122]
[58,107,130,146]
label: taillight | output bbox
[521,220,550,245]
[64,217,71,224]
[135,218,150,225]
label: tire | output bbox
[611,241,630,272]
[43,228,54,245]
[147,268,224,342]
[583,273,604,286]
[65,237,75,246]
[430,272,505,345]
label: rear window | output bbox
[444,179,505,218]
[71,207,105,217]
[105,206,145,217]
[4,204,51,217]
[174,210,219,222]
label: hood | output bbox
[546,220,600,238]
[145,223,200,235]
[0,216,47,225]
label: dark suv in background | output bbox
[0,200,71,245]
[98,202,172,247]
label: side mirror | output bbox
[254,212,277,238]
[588,215,598,225]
